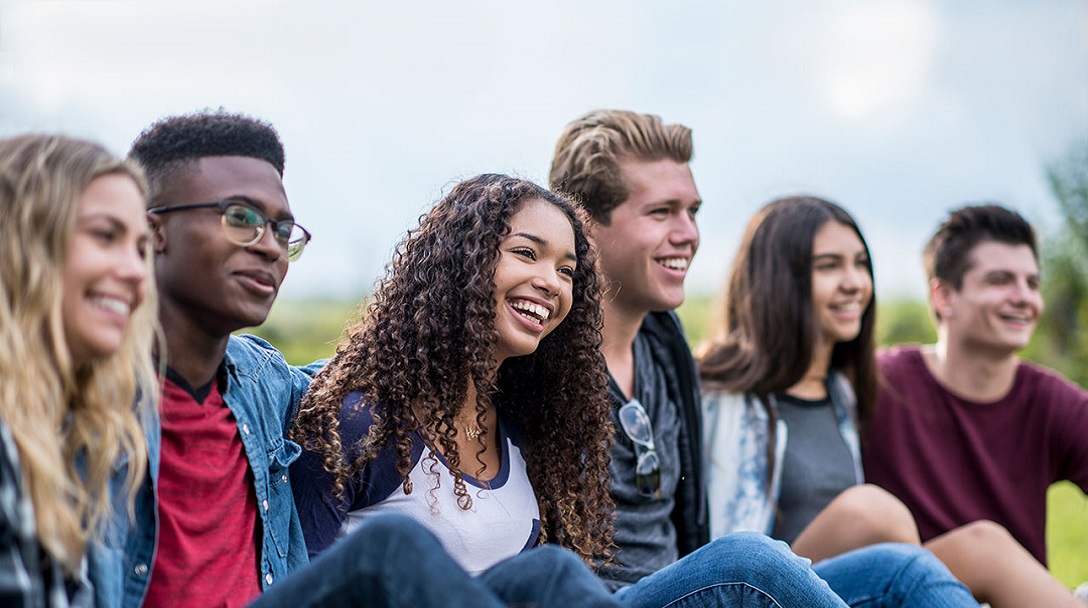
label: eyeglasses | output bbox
[147,201,312,262]
[618,399,661,499]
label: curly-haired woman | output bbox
[290,174,616,604]
[0,134,159,607]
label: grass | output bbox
[253,296,1088,587]
[1048,482,1088,587]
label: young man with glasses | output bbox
[90,110,618,608]
[550,109,977,607]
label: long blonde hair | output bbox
[0,134,159,574]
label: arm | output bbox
[1055,393,1088,493]
[290,445,352,558]
[290,395,395,558]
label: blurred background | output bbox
[2,0,1085,585]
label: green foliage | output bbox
[677,294,716,349]
[1048,482,1088,588]
[874,299,936,346]
[243,298,359,365]
[1031,139,1088,388]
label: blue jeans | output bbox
[249,513,619,608]
[613,532,848,607]
[612,534,977,608]
[815,543,978,608]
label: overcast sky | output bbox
[2,0,1086,302]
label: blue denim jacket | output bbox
[88,334,320,608]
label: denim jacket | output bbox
[88,334,320,608]
[701,371,862,541]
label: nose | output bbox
[1010,278,1041,307]
[532,267,562,297]
[117,243,148,286]
[841,264,868,293]
[670,212,699,248]
[248,223,284,261]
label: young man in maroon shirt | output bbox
[863,204,1088,602]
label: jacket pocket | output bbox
[265,440,301,557]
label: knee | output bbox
[940,520,1019,556]
[702,532,802,572]
[827,485,919,544]
[951,520,1013,545]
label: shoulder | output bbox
[877,344,923,370]
[701,386,748,410]
[226,334,290,376]
[339,392,380,447]
[1016,361,1088,408]
[876,345,930,386]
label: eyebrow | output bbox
[223,195,295,221]
[813,250,868,260]
[79,213,153,239]
[511,231,578,262]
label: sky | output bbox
[2,0,1086,302]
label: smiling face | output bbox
[491,197,577,364]
[933,240,1042,355]
[150,156,292,336]
[62,173,150,367]
[591,158,700,317]
[811,220,873,352]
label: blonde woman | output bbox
[0,134,158,607]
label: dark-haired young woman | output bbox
[289,175,617,606]
[698,195,1082,607]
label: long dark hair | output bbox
[291,174,614,564]
[698,195,878,426]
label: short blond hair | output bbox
[549,109,692,224]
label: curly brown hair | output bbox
[291,174,615,564]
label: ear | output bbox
[583,217,600,247]
[147,211,167,253]
[929,278,954,321]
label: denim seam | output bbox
[660,582,785,608]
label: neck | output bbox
[457,378,496,428]
[925,333,1020,402]
[600,298,649,399]
[157,299,231,388]
[787,342,832,400]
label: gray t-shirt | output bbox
[771,393,856,544]
[600,333,683,587]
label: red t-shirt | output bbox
[144,370,262,607]
[863,345,1088,564]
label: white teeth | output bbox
[658,258,689,271]
[1000,313,1031,323]
[833,302,861,312]
[510,300,549,323]
[90,296,131,317]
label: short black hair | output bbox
[924,203,1037,290]
[129,109,285,203]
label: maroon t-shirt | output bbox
[863,345,1088,564]
[144,371,262,608]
